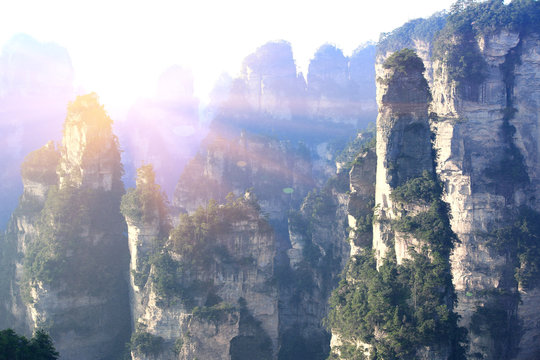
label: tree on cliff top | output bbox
[65,92,112,128]
[382,48,425,75]
[121,164,171,235]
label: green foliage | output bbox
[383,48,426,75]
[327,169,465,359]
[0,233,18,312]
[130,331,164,357]
[432,0,540,100]
[380,49,431,102]
[393,199,456,255]
[433,21,487,99]
[169,198,259,265]
[65,93,112,130]
[304,190,337,219]
[192,302,236,323]
[488,207,540,289]
[20,144,59,185]
[328,344,366,360]
[378,12,447,54]
[149,251,185,302]
[121,164,170,231]
[353,212,374,236]
[334,127,376,169]
[390,171,440,205]
[150,196,270,305]
[173,337,184,355]
[448,0,540,37]
[22,184,126,296]
[327,251,465,360]
[391,172,456,255]
[0,328,59,360]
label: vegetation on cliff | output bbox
[121,164,170,231]
[379,49,432,109]
[20,143,59,185]
[146,194,271,308]
[327,171,465,359]
[327,48,465,358]
[23,185,125,295]
[433,0,540,99]
[64,93,112,132]
[380,0,540,101]
[383,48,428,76]
[378,12,447,55]
[21,95,127,297]
[129,330,164,358]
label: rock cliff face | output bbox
[368,4,540,359]
[347,148,376,256]
[282,175,351,358]
[123,174,278,360]
[1,93,130,359]
[0,141,59,332]
[58,94,122,190]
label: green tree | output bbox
[0,328,59,360]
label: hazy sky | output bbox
[0,0,455,117]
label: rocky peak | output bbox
[377,48,431,114]
[307,44,348,97]
[241,41,304,118]
[58,93,120,191]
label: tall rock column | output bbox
[328,50,463,360]
[121,164,170,329]
[5,93,131,360]
[373,49,434,265]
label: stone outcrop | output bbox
[125,186,278,360]
[1,93,130,360]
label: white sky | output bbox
[0,0,455,117]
